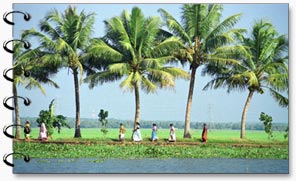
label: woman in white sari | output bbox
[168,123,176,142]
[38,122,48,141]
[132,122,142,142]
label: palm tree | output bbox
[159,4,245,138]
[203,20,288,139]
[84,7,189,128]
[13,40,59,139]
[23,6,95,137]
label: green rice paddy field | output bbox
[24,128,288,143]
[14,128,288,159]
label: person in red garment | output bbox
[201,123,208,142]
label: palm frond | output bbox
[36,53,66,68]
[72,11,95,49]
[269,88,288,108]
[273,35,288,60]
[129,7,146,49]
[161,67,190,80]
[207,56,240,66]
[24,77,46,95]
[85,38,123,62]
[147,69,175,88]
[140,76,157,93]
[204,4,223,28]
[205,13,242,46]
[44,9,63,26]
[39,20,60,40]
[143,56,176,69]
[13,76,25,87]
[242,71,259,88]
[203,76,228,91]
[84,71,122,88]
[106,16,134,55]
[57,38,75,55]
[139,16,161,55]
[158,8,191,43]
[181,4,209,38]
[205,19,288,102]
[109,63,130,76]
[264,73,288,92]
[150,36,184,57]
[214,45,252,62]
[119,73,136,92]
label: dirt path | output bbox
[14,139,287,148]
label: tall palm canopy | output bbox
[84,7,189,128]
[23,6,96,137]
[13,39,59,139]
[159,4,245,138]
[203,20,288,138]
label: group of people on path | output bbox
[24,121,207,143]
[23,121,48,141]
[119,122,208,143]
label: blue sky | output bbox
[14,3,288,123]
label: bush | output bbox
[36,99,70,137]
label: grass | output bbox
[24,128,288,144]
[13,128,288,159]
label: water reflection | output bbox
[14,158,288,174]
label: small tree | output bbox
[259,112,273,139]
[36,99,70,137]
[53,115,70,134]
[98,109,108,136]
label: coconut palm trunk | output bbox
[134,82,140,129]
[21,7,96,138]
[85,7,190,134]
[240,90,254,139]
[73,68,81,138]
[13,83,21,139]
[184,66,197,138]
[159,5,244,139]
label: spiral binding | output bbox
[2,11,32,167]
[3,96,31,110]
[3,11,31,25]
[3,124,25,139]
[3,39,31,54]
[3,153,30,167]
[3,67,31,82]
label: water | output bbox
[13,158,288,174]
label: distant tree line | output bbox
[21,117,287,131]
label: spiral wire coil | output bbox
[2,11,32,167]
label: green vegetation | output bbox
[14,129,288,159]
[23,7,96,138]
[159,4,245,138]
[16,5,288,141]
[14,142,288,160]
[20,117,289,131]
[203,20,288,139]
[84,7,189,129]
[36,99,70,136]
[11,5,288,168]
[98,109,109,136]
[13,38,59,139]
[259,112,274,139]
[19,128,288,143]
